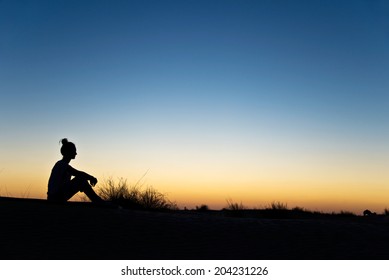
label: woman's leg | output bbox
[65,177,103,202]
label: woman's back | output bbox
[48,159,71,197]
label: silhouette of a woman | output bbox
[47,138,103,202]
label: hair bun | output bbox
[61,138,69,145]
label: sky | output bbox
[1,0,388,213]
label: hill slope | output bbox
[1,197,389,259]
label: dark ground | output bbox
[1,197,389,260]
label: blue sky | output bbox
[1,0,388,211]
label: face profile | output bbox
[60,139,77,160]
[69,146,77,159]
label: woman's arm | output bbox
[67,165,98,186]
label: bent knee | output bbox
[72,177,91,191]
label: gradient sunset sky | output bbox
[1,0,388,212]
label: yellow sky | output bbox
[1,0,389,217]
[0,132,388,215]
[2,153,387,215]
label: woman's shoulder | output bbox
[53,159,69,169]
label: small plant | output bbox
[268,201,288,210]
[139,186,177,210]
[226,199,245,211]
[195,204,210,211]
[98,177,176,210]
[98,177,134,201]
[337,210,356,217]
[0,186,11,197]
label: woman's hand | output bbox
[89,177,98,186]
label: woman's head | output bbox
[60,138,77,159]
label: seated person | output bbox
[48,138,103,203]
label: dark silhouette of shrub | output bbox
[363,209,376,216]
[98,177,177,210]
[195,204,210,211]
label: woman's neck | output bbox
[62,157,72,164]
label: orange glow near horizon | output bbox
[1,0,389,221]
[3,165,388,215]
[1,132,388,215]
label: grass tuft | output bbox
[98,177,177,210]
[225,199,245,211]
[336,210,356,217]
[195,204,210,211]
[267,201,288,210]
